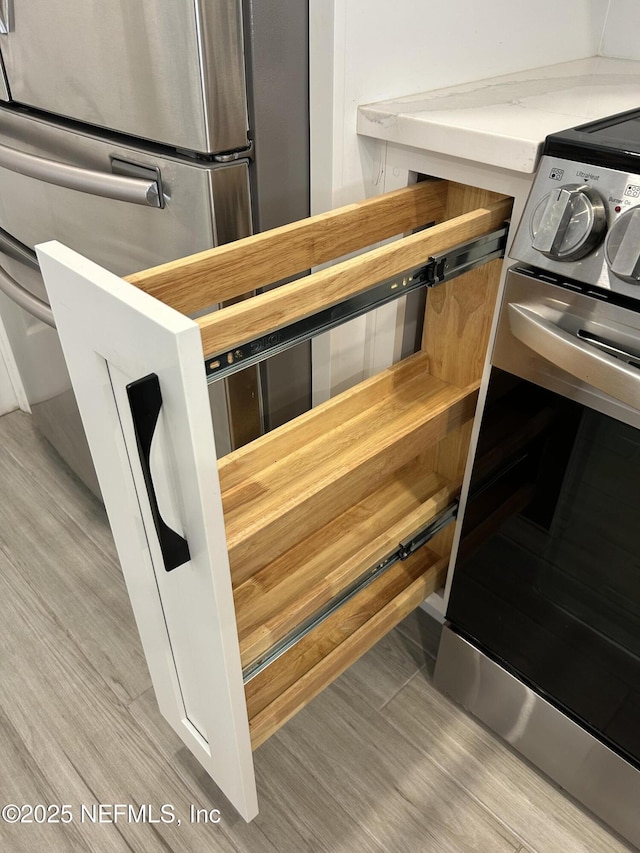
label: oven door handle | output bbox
[508,302,640,411]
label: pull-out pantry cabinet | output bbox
[36,180,511,821]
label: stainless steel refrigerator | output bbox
[0,0,310,495]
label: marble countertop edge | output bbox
[357,56,640,174]
[356,107,586,172]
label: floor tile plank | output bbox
[272,680,524,852]
[0,415,150,706]
[379,669,635,853]
[0,553,246,853]
[129,688,376,853]
[395,606,443,660]
[0,409,633,852]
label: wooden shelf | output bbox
[219,352,478,585]
[126,180,449,313]
[213,182,509,755]
[41,176,513,818]
[234,458,460,669]
[195,202,510,358]
[246,546,448,749]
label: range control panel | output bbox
[510,155,640,302]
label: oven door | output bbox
[447,268,640,769]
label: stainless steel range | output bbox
[510,109,640,297]
[436,109,640,849]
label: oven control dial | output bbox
[605,206,640,283]
[530,184,607,261]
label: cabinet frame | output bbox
[36,179,511,821]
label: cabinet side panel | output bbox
[36,241,258,821]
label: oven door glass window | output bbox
[448,368,640,768]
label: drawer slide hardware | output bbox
[398,500,459,560]
[241,500,459,684]
[206,224,508,382]
[425,224,508,285]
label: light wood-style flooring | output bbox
[0,410,635,852]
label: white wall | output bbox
[311,0,608,210]
[600,0,640,59]
[310,0,609,398]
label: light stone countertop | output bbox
[357,56,640,173]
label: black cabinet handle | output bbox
[126,373,191,572]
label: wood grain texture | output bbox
[220,355,478,584]
[421,257,503,387]
[0,418,242,853]
[37,240,257,818]
[429,419,476,484]
[126,180,448,313]
[416,185,511,561]
[426,421,474,560]
[219,350,432,492]
[235,463,460,667]
[196,199,511,357]
[421,183,509,388]
[247,549,449,749]
[129,687,386,853]
[445,182,508,218]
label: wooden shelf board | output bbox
[126,180,448,315]
[220,351,431,492]
[220,352,478,584]
[246,547,448,750]
[234,460,460,668]
[195,200,511,358]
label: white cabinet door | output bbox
[36,240,258,821]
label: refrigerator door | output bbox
[0,108,258,484]
[0,243,102,496]
[0,50,8,101]
[243,0,311,429]
[0,108,251,274]
[0,0,247,154]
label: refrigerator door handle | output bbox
[0,0,12,34]
[0,261,55,327]
[0,225,39,270]
[0,142,163,207]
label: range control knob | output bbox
[530,184,607,261]
[605,207,640,283]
